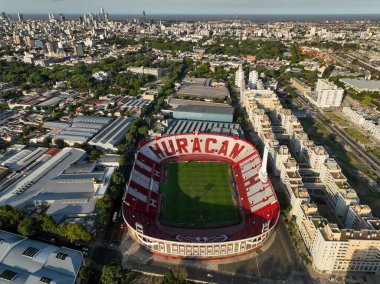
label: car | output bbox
[206,274,213,278]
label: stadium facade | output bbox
[122,133,280,259]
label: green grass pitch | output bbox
[159,161,240,227]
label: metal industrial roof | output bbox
[174,104,234,115]
[164,119,242,137]
[0,230,82,284]
[177,85,230,99]
[89,117,135,150]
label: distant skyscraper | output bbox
[74,43,84,57]
[17,13,23,22]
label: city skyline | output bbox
[1,0,380,14]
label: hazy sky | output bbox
[1,0,380,14]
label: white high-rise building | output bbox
[315,79,344,108]
[248,70,259,89]
[235,65,245,88]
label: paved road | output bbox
[119,217,313,284]
[296,95,380,174]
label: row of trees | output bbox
[0,52,155,96]
[289,43,303,64]
[100,264,189,284]
[142,38,194,52]
[95,170,126,229]
[0,205,92,242]
[207,39,285,59]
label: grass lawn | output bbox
[325,112,350,127]
[299,117,380,215]
[160,162,240,227]
[344,128,372,144]
[369,147,380,160]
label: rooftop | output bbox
[340,78,380,91]
[0,230,82,284]
[177,85,230,99]
[174,104,234,116]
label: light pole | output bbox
[256,255,260,278]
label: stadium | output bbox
[122,133,280,259]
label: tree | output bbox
[79,260,94,280]
[111,171,125,186]
[54,139,64,148]
[163,267,188,284]
[18,217,39,237]
[322,65,335,78]
[59,223,92,243]
[88,149,101,161]
[100,264,123,284]
[170,266,188,282]
[362,96,372,106]
[138,126,148,136]
[0,205,23,232]
[36,214,59,234]
[43,137,52,147]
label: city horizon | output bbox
[1,0,380,14]
[1,1,380,283]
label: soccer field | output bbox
[160,161,240,227]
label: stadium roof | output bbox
[0,230,82,284]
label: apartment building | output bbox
[342,107,380,140]
[314,79,345,108]
[242,88,380,274]
[235,65,245,88]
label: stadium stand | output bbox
[123,133,280,259]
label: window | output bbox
[40,277,52,283]
[22,247,39,257]
[55,252,68,260]
[0,270,17,281]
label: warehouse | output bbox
[340,78,380,92]
[89,116,135,151]
[0,230,82,284]
[0,147,115,221]
[164,119,243,137]
[52,115,113,146]
[172,104,234,123]
[176,85,230,100]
